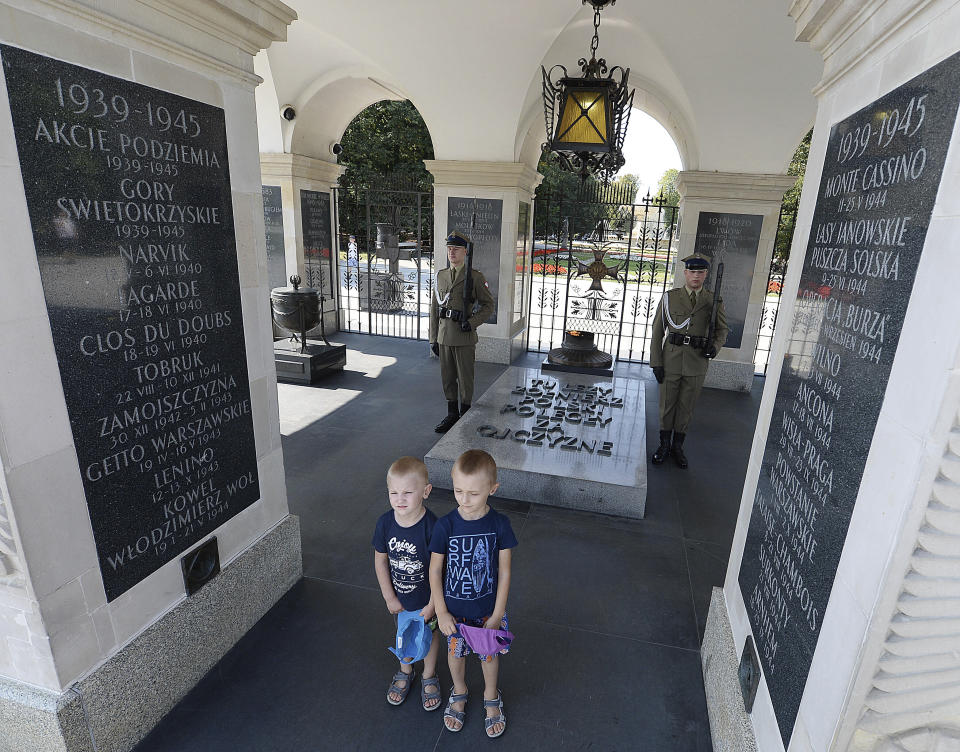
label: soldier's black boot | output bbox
[459,403,471,417]
[434,401,460,433]
[651,431,672,465]
[671,432,689,469]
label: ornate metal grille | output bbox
[754,204,798,374]
[527,183,679,363]
[334,176,435,339]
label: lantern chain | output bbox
[590,7,601,58]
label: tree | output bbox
[534,152,609,240]
[335,100,435,250]
[656,168,680,207]
[774,129,812,264]
[611,173,640,204]
[337,100,435,192]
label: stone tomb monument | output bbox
[0,5,300,750]
[426,367,647,518]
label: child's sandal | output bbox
[421,676,441,711]
[443,689,468,732]
[386,667,416,706]
[483,691,506,739]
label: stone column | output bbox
[675,171,796,392]
[705,1,960,751]
[259,153,342,334]
[0,2,299,750]
[425,160,543,364]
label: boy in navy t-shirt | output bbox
[372,456,441,710]
[430,449,517,738]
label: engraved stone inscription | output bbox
[262,185,286,290]
[448,197,503,324]
[477,376,622,454]
[737,51,960,746]
[300,189,333,299]
[1,45,260,601]
[693,211,763,348]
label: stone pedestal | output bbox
[260,153,342,335]
[0,2,299,750]
[675,171,796,391]
[273,341,347,384]
[712,2,960,751]
[425,160,542,364]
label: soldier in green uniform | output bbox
[649,253,728,468]
[429,231,496,433]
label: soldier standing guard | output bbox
[649,253,728,468]
[429,231,496,433]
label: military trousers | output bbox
[439,344,475,404]
[658,371,706,433]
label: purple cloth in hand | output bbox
[457,624,514,656]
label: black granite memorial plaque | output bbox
[262,185,286,291]
[737,51,960,745]
[693,211,763,349]
[1,45,261,601]
[300,189,333,300]
[448,197,503,324]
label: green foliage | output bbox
[337,100,435,191]
[612,173,640,204]
[656,168,680,207]
[774,129,812,263]
[534,152,610,237]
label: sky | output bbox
[618,108,682,196]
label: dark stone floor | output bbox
[134,333,761,752]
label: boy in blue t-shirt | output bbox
[372,456,441,710]
[429,449,517,738]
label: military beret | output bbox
[682,253,710,270]
[445,231,470,248]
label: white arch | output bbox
[285,66,427,158]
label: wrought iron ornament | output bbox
[541,0,633,182]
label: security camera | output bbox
[281,106,296,121]
[329,142,343,157]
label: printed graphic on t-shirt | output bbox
[389,535,425,595]
[445,533,495,600]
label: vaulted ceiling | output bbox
[255,1,823,174]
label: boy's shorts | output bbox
[447,614,510,662]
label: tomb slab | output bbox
[426,366,647,519]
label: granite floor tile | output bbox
[508,515,700,650]
[135,580,446,752]
[434,616,711,752]
[132,334,760,751]
[685,540,729,643]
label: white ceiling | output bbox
[256,0,823,174]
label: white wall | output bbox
[722,1,960,749]
[0,0,291,691]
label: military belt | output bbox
[668,332,707,348]
[438,307,464,321]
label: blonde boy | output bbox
[372,457,442,710]
[429,450,517,738]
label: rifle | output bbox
[704,262,724,357]
[461,207,477,331]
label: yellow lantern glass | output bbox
[555,89,609,146]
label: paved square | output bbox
[426,366,647,518]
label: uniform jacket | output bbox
[429,265,496,346]
[650,287,728,377]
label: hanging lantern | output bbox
[542,0,634,182]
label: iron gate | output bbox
[527,183,680,363]
[333,178,435,339]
